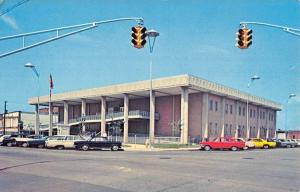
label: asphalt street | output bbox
[0,147,299,192]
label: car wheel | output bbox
[243,146,249,150]
[7,142,13,147]
[56,146,64,150]
[231,146,238,151]
[286,145,291,148]
[204,145,211,151]
[111,145,119,151]
[81,145,89,151]
[263,145,269,149]
[22,142,29,147]
[37,144,44,148]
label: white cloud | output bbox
[1,14,18,30]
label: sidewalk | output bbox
[123,144,200,152]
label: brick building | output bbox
[28,75,281,143]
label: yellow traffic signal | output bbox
[131,25,147,49]
[236,28,252,49]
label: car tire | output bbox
[231,146,238,151]
[81,145,89,151]
[263,145,269,149]
[243,146,248,150]
[111,145,119,151]
[286,145,291,148]
[37,144,44,148]
[7,142,13,147]
[22,142,29,148]
[56,146,64,150]
[204,145,211,151]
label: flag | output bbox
[49,74,54,89]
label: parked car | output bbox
[27,136,48,148]
[45,135,85,149]
[0,135,11,145]
[290,139,300,147]
[274,139,297,148]
[1,133,32,147]
[199,137,246,151]
[74,137,122,151]
[237,138,255,149]
[248,138,276,149]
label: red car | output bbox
[200,137,246,151]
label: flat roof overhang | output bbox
[28,74,282,110]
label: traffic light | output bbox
[236,28,253,49]
[131,25,147,49]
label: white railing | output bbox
[68,110,159,124]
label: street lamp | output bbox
[145,29,159,144]
[246,75,260,139]
[285,93,296,133]
[24,63,40,135]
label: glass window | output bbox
[253,110,256,118]
[250,109,252,118]
[209,100,213,111]
[263,112,265,119]
[225,104,228,114]
[242,107,245,116]
[215,101,218,112]
[239,106,241,116]
[230,105,233,114]
[66,136,74,140]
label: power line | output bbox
[0,0,30,17]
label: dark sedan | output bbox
[74,137,122,151]
[27,136,48,148]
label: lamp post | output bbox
[145,29,159,144]
[24,63,40,135]
[285,94,296,134]
[246,75,260,139]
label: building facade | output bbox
[28,75,281,143]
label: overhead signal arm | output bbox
[0,17,144,58]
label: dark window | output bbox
[263,112,265,119]
[230,105,233,114]
[253,110,256,118]
[225,104,228,114]
[242,107,245,116]
[250,109,252,118]
[239,106,241,116]
[209,100,213,111]
[215,101,218,112]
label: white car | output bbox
[45,135,85,149]
[0,135,11,145]
[237,138,255,149]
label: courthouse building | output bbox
[28,75,281,144]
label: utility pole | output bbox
[3,101,7,135]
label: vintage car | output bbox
[74,137,122,151]
[45,135,85,149]
[248,138,276,149]
[27,136,49,148]
[1,133,33,147]
[199,137,246,151]
[0,135,11,145]
[237,138,255,149]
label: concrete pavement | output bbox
[0,146,299,192]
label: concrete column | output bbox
[63,101,69,125]
[35,104,40,135]
[149,91,156,143]
[81,99,86,133]
[266,128,269,139]
[202,93,209,140]
[123,94,129,143]
[234,101,239,139]
[101,96,106,136]
[257,107,260,138]
[220,97,225,137]
[180,87,189,144]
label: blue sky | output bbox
[0,0,299,130]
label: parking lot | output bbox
[0,147,299,192]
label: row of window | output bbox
[208,100,275,121]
